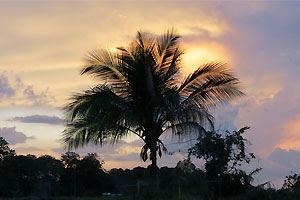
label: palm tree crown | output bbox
[63,30,243,170]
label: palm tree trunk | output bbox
[149,141,158,173]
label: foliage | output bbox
[188,127,259,196]
[0,137,15,160]
[0,146,298,199]
[0,137,300,199]
[63,30,243,169]
[189,127,254,175]
[175,158,196,173]
[283,173,300,191]
[61,151,80,168]
[280,173,300,199]
[59,153,107,196]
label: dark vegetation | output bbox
[1,133,300,199]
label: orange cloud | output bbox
[181,42,231,77]
[241,72,283,106]
[276,115,300,150]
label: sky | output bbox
[1,1,300,187]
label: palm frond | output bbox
[136,31,156,55]
[164,121,207,139]
[63,117,130,150]
[65,85,129,121]
[82,49,129,94]
[154,30,183,88]
[63,85,139,149]
[179,62,244,108]
[156,29,181,69]
[182,75,243,108]
[179,63,231,91]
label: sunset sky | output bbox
[1,1,300,187]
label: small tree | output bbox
[76,153,105,196]
[188,127,258,196]
[61,152,80,169]
[0,137,15,160]
[283,173,300,192]
[176,158,196,173]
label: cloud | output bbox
[51,140,128,156]
[205,2,300,160]
[104,153,141,162]
[23,85,52,106]
[127,139,145,147]
[0,72,56,107]
[255,148,300,188]
[275,114,300,150]
[52,139,142,156]
[213,104,239,132]
[10,114,65,125]
[0,2,229,68]
[269,148,300,170]
[51,138,188,169]
[0,127,34,145]
[0,74,15,98]
[13,146,56,157]
[233,85,300,157]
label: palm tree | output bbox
[63,30,243,170]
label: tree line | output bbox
[1,128,300,199]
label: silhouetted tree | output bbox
[0,137,17,196]
[76,153,106,196]
[15,155,38,196]
[283,173,300,192]
[0,137,15,160]
[61,152,80,168]
[63,30,243,171]
[59,152,107,196]
[59,152,80,196]
[189,127,257,196]
[35,155,63,196]
[176,158,196,173]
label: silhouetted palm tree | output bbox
[63,30,243,170]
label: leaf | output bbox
[158,145,162,158]
[140,144,149,162]
[249,153,255,159]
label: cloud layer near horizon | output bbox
[10,115,64,125]
[0,127,34,145]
